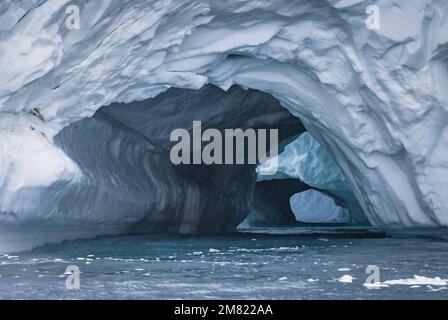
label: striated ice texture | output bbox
[0,0,447,250]
[289,190,351,224]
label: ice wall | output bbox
[0,0,447,247]
[239,179,310,228]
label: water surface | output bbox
[0,233,447,299]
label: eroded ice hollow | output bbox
[0,84,365,252]
[0,0,448,251]
[0,85,313,252]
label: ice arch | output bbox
[0,0,448,250]
[257,132,367,224]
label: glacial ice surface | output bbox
[289,190,351,224]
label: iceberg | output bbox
[289,190,351,224]
[257,132,367,223]
[0,0,447,251]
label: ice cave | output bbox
[0,0,448,255]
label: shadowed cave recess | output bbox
[1,85,369,252]
[56,85,314,233]
[55,85,367,233]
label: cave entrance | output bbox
[239,129,371,230]
[56,84,368,235]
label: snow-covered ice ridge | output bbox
[0,0,447,250]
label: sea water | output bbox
[0,232,447,299]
